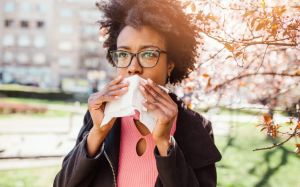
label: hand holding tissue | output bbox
[100,75,169,132]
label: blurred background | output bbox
[0,0,299,187]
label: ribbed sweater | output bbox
[117,110,177,187]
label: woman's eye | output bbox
[118,52,129,58]
[142,51,157,58]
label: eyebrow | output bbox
[117,45,161,51]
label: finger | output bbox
[89,95,114,106]
[139,85,158,104]
[89,92,121,106]
[107,75,124,86]
[142,78,169,101]
[99,94,120,103]
[142,91,178,117]
[146,80,178,108]
[91,81,128,98]
[143,100,173,117]
[144,84,171,107]
[140,84,171,108]
[90,84,128,105]
[143,99,160,111]
[107,82,129,92]
[106,87,128,96]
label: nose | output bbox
[127,55,143,75]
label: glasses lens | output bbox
[139,50,160,67]
[111,51,131,67]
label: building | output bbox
[0,0,114,92]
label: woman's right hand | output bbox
[88,75,129,136]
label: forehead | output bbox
[116,25,166,50]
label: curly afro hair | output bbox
[96,0,201,84]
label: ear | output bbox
[167,61,175,76]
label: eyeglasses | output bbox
[109,49,167,68]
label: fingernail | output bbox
[147,78,153,84]
[142,106,147,112]
[140,80,146,85]
[139,85,145,91]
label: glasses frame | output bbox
[109,49,167,68]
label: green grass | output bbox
[216,121,300,187]
[0,84,60,93]
[0,115,299,187]
[0,97,87,118]
[0,97,87,106]
[0,110,71,119]
[0,166,60,187]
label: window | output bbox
[84,41,98,52]
[58,57,73,67]
[4,19,14,27]
[2,34,15,46]
[33,53,46,64]
[59,25,73,34]
[84,58,99,68]
[33,36,46,48]
[17,53,29,64]
[79,10,101,20]
[58,41,72,51]
[37,21,45,28]
[36,4,47,13]
[20,3,31,13]
[60,9,73,17]
[3,51,14,63]
[82,25,97,35]
[4,2,15,12]
[18,35,31,47]
[20,20,29,28]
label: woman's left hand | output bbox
[139,78,178,145]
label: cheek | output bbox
[145,65,168,84]
[116,69,127,76]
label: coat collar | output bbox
[104,92,221,174]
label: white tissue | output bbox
[100,75,168,132]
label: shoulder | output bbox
[170,92,214,139]
[75,110,93,144]
[83,110,92,125]
[183,107,214,139]
[171,96,222,167]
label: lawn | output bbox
[0,166,60,187]
[0,97,87,108]
[0,97,87,119]
[0,114,299,187]
[216,121,299,187]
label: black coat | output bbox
[53,93,222,187]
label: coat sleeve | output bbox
[154,138,217,187]
[154,113,221,187]
[53,110,105,187]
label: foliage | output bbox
[178,0,300,153]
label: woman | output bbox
[54,0,221,186]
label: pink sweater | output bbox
[117,110,177,187]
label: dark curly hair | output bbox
[96,0,201,84]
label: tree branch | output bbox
[253,125,298,151]
[211,72,300,92]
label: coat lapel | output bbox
[104,117,121,175]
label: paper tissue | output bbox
[100,75,169,132]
